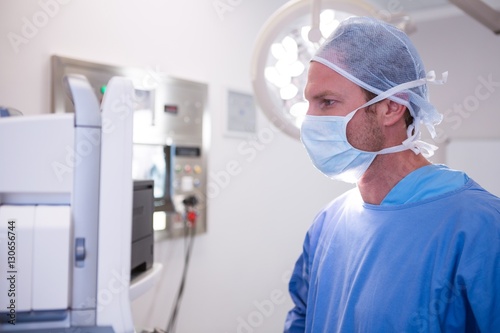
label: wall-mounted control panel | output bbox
[52,55,209,238]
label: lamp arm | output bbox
[309,0,322,42]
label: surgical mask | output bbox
[300,75,443,183]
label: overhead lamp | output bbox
[251,0,415,140]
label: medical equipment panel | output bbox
[51,56,209,239]
[0,75,136,332]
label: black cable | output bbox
[165,210,196,333]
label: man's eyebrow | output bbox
[308,90,340,100]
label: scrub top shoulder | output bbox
[381,164,469,205]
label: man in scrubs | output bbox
[285,16,500,332]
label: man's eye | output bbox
[321,99,335,107]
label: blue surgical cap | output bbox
[312,16,444,138]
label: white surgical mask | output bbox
[300,77,440,183]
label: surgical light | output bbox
[280,83,299,100]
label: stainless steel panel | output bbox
[51,55,209,239]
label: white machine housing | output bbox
[0,75,135,332]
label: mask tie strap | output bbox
[355,79,426,110]
[375,118,437,157]
[425,70,448,84]
[353,70,447,112]
[377,124,420,155]
[348,71,448,157]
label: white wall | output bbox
[410,8,500,163]
[1,1,500,332]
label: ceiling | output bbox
[367,0,500,34]
[378,0,451,13]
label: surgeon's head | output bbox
[310,16,442,138]
[301,17,446,183]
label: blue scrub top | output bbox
[284,164,500,333]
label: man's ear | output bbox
[381,99,407,127]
